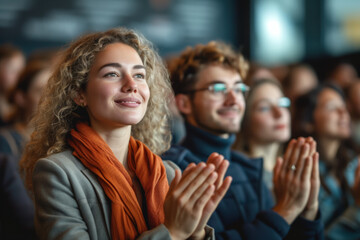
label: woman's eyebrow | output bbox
[98,63,145,71]
[99,63,121,71]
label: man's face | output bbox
[181,64,246,138]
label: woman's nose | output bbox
[272,106,283,118]
[121,73,138,93]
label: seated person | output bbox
[233,78,291,190]
[0,154,35,240]
[163,41,323,239]
[20,28,231,240]
[294,83,360,240]
[0,60,52,160]
[0,44,25,126]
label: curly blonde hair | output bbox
[20,27,172,190]
[169,41,249,95]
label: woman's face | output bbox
[313,88,350,140]
[0,53,25,92]
[247,83,291,144]
[23,68,51,118]
[80,42,150,130]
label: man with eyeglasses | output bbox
[162,41,323,239]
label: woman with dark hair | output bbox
[233,78,292,190]
[0,60,52,159]
[293,83,360,239]
[0,44,25,126]
[20,27,231,239]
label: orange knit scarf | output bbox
[68,122,169,239]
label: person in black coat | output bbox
[0,154,35,240]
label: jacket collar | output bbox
[181,122,235,161]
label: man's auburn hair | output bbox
[168,41,249,95]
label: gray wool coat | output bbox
[32,150,183,240]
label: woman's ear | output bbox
[175,94,192,115]
[73,92,87,107]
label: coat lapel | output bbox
[81,168,112,238]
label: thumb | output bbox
[168,169,182,193]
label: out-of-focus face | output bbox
[247,83,291,144]
[23,69,51,118]
[289,67,317,101]
[313,88,350,140]
[185,64,246,138]
[347,81,360,118]
[0,53,26,92]
[81,42,149,131]
[333,64,357,89]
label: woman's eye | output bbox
[134,73,145,79]
[258,106,271,112]
[104,72,119,78]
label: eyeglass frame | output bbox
[252,96,291,113]
[182,81,250,97]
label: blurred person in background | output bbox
[233,78,291,190]
[293,83,360,240]
[244,62,276,86]
[282,64,319,105]
[327,62,358,91]
[0,44,26,126]
[163,41,323,240]
[165,55,186,145]
[0,154,35,240]
[345,80,360,148]
[0,60,52,161]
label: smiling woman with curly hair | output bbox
[20,27,231,240]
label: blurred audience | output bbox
[345,80,360,148]
[293,83,360,239]
[0,60,52,160]
[283,64,319,104]
[0,44,26,126]
[0,154,35,240]
[164,55,186,144]
[244,62,276,86]
[163,41,323,239]
[327,62,358,91]
[233,78,291,190]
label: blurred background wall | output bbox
[1,0,360,80]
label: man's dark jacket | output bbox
[162,122,323,240]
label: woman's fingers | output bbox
[173,163,216,205]
[168,169,181,193]
[182,162,197,178]
[193,184,216,213]
[293,143,310,179]
[273,157,283,188]
[210,176,232,206]
[312,152,320,181]
[206,152,222,168]
[300,156,313,183]
[214,159,229,189]
[187,171,218,208]
[287,138,307,173]
[206,153,229,189]
[306,137,316,157]
[281,139,297,173]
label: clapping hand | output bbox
[164,153,232,240]
[273,137,317,224]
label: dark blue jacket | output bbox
[162,123,323,240]
[0,154,36,240]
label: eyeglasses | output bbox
[254,97,291,112]
[185,82,250,98]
